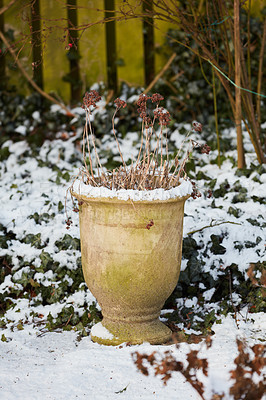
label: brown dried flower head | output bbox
[201,144,211,154]
[192,121,203,133]
[153,107,171,126]
[151,93,164,103]
[82,90,101,110]
[143,115,152,127]
[114,98,127,110]
[137,93,149,119]
[136,93,166,124]
[136,93,149,107]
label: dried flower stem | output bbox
[83,113,95,181]
[78,91,207,192]
[112,109,126,168]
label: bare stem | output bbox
[83,112,95,182]
[112,109,126,168]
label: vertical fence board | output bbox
[142,0,155,86]
[104,0,118,93]
[40,1,69,100]
[0,0,6,89]
[116,4,143,87]
[67,0,81,104]
[30,0,43,89]
[153,18,175,73]
[3,0,31,93]
[78,0,106,92]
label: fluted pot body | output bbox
[72,192,189,345]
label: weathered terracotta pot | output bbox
[72,192,189,345]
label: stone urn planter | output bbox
[69,89,207,345]
[72,188,190,345]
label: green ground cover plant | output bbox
[0,88,265,340]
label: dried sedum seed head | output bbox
[82,90,102,110]
[153,107,171,126]
[114,98,127,110]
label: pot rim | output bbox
[71,190,190,205]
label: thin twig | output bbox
[187,220,242,236]
[228,268,239,329]
[0,0,17,15]
[143,52,177,94]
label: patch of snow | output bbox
[6,140,29,155]
[184,297,198,308]
[91,322,114,340]
[0,275,23,292]
[32,111,40,121]
[127,94,140,103]
[14,125,27,135]
[70,107,85,116]
[203,288,216,301]
[34,271,55,287]
[50,104,66,114]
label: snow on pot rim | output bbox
[71,178,192,202]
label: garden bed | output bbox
[0,93,265,399]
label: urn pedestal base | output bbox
[91,318,172,346]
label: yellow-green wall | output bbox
[3,0,174,101]
[2,0,265,102]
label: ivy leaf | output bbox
[39,251,54,268]
[1,334,7,342]
[17,323,24,330]
[210,235,226,255]
[0,147,10,161]
[23,233,42,248]
[55,234,80,251]
[58,201,64,212]
[29,278,40,288]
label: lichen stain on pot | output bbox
[101,261,162,303]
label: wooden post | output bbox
[234,0,245,168]
[104,0,118,94]
[0,0,6,89]
[67,0,81,104]
[142,0,155,86]
[30,0,43,89]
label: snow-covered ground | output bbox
[0,311,265,400]
[0,313,266,400]
[0,102,265,399]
